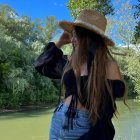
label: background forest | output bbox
[0,0,140,109]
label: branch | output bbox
[110,49,127,56]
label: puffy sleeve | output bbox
[34,42,67,79]
[109,80,125,98]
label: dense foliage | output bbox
[67,0,114,19]
[133,0,140,43]
[0,0,140,109]
[0,5,59,109]
[111,47,140,97]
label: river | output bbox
[0,99,139,140]
[113,99,140,140]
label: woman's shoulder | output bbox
[105,59,122,80]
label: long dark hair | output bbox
[61,26,126,125]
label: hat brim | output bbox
[59,21,115,47]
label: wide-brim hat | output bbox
[59,9,114,46]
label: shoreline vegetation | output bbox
[0,102,57,114]
[1,97,140,114]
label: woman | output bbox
[34,9,126,140]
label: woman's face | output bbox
[71,29,79,49]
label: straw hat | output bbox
[59,9,114,46]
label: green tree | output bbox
[67,0,114,19]
[0,4,59,109]
[112,47,140,97]
[101,0,140,97]
[106,0,136,49]
[0,5,58,45]
[133,0,140,43]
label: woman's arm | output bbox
[34,42,67,79]
[106,60,122,80]
[34,31,71,79]
[106,60,125,98]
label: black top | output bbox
[63,68,88,98]
[34,42,125,140]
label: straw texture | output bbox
[59,9,114,46]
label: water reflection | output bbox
[113,99,140,140]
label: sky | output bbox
[0,0,72,21]
[0,0,139,46]
[0,0,138,21]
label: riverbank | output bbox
[0,102,57,114]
